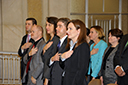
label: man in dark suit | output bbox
[114,34,128,85]
[49,18,70,85]
[22,25,45,85]
[18,18,37,84]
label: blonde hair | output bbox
[91,26,105,39]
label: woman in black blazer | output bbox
[99,28,123,85]
[59,19,90,85]
[42,17,60,85]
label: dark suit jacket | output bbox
[60,42,90,85]
[114,34,128,85]
[43,35,59,79]
[50,37,67,85]
[18,34,28,79]
[18,34,27,56]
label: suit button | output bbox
[107,66,109,68]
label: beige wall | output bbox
[27,0,70,41]
[0,0,128,52]
[48,0,70,18]
[27,0,46,40]
[88,0,119,29]
[0,0,27,52]
[28,0,43,26]
[0,0,71,52]
[70,0,85,22]
[89,0,103,13]
[122,0,128,34]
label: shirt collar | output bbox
[60,35,67,46]
[69,40,77,50]
[34,37,44,47]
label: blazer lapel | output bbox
[108,45,118,58]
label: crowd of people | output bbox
[18,17,128,85]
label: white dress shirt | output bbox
[49,35,68,66]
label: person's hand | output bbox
[115,81,117,84]
[44,78,48,85]
[92,77,95,80]
[100,76,104,85]
[43,41,53,54]
[121,71,126,76]
[29,47,38,56]
[21,42,32,50]
[91,77,95,81]
[51,53,60,61]
[61,50,73,59]
[115,66,126,76]
[31,76,36,84]
[91,48,98,55]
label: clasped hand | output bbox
[31,76,36,84]
[61,50,73,59]
[43,41,53,54]
[21,42,32,50]
[51,50,73,61]
[115,66,126,76]
[29,47,38,56]
[91,48,98,55]
[51,52,60,61]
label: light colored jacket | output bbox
[88,40,108,78]
[22,38,45,85]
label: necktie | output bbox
[57,40,61,51]
[26,44,35,73]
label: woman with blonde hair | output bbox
[88,26,108,81]
[43,16,59,85]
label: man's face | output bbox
[25,20,33,32]
[56,21,67,39]
[31,25,39,41]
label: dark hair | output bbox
[66,19,87,50]
[90,26,105,39]
[26,18,37,25]
[86,28,90,36]
[46,17,58,33]
[57,18,70,27]
[108,28,123,42]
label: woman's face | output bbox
[67,22,80,41]
[46,21,55,34]
[89,28,98,41]
[108,32,119,44]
